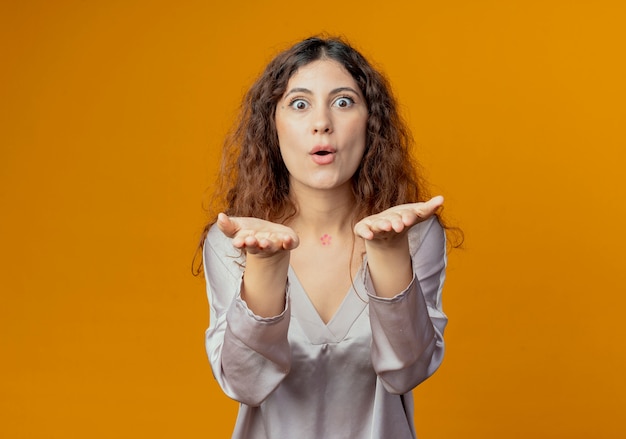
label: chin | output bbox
[291,173,352,192]
[310,178,351,191]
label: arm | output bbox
[355,197,448,394]
[203,216,298,406]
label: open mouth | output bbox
[314,151,332,156]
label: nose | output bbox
[312,107,333,134]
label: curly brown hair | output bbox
[193,36,457,274]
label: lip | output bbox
[309,145,336,155]
[309,145,336,165]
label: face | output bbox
[275,59,368,193]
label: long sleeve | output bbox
[203,225,292,406]
[365,216,448,394]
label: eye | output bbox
[333,96,355,108]
[288,98,309,110]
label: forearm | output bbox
[364,236,413,298]
[241,252,290,317]
[368,277,442,394]
[366,218,449,393]
[219,294,291,406]
[204,224,292,406]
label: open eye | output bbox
[333,96,355,108]
[289,99,309,110]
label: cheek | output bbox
[275,115,299,147]
[276,128,297,167]
[275,115,285,142]
[345,123,367,166]
[350,118,368,150]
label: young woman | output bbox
[197,36,450,439]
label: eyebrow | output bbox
[284,86,361,98]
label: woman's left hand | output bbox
[354,196,444,243]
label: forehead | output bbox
[286,59,359,91]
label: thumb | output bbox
[216,213,239,238]
[428,195,444,208]
[422,196,444,215]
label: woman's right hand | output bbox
[216,213,300,257]
[217,213,298,317]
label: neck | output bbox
[286,182,357,238]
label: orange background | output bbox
[2,1,625,437]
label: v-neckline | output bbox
[288,264,369,344]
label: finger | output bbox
[390,215,407,233]
[243,244,264,255]
[216,213,238,237]
[255,237,272,251]
[412,196,445,220]
[354,222,374,240]
[426,195,444,211]
[378,219,394,232]
[230,230,255,248]
[362,217,386,233]
[243,234,261,248]
[231,235,249,248]
[261,236,288,252]
[239,236,269,253]
[282,234,300,250]
[400,210,420,227]
[248,237,289,254]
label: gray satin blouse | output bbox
[203,216,447,439]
